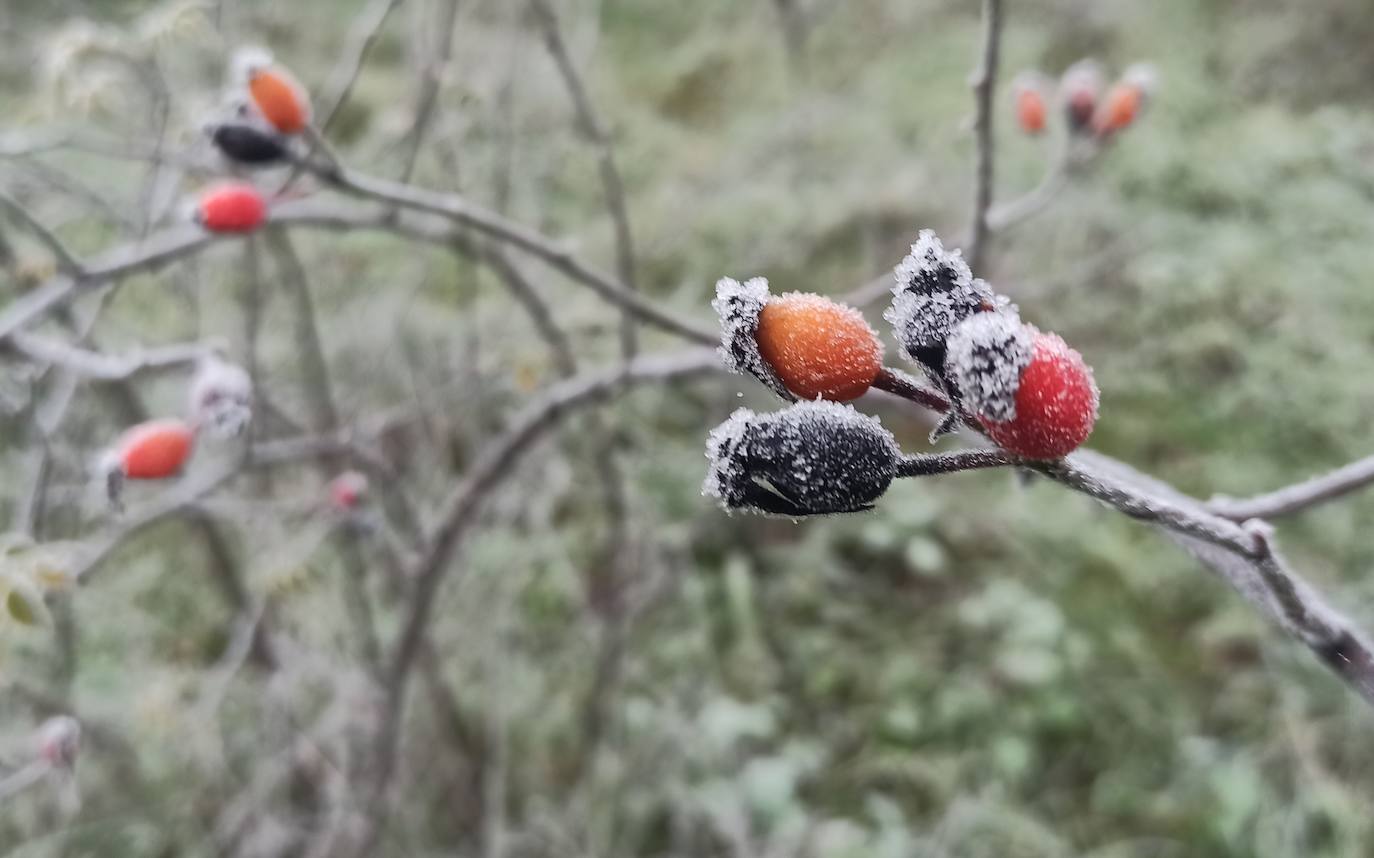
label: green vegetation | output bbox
[3,1,1374,855]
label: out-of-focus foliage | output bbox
[3,0,1374,856]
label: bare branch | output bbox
[348,347,723,856]
[4,332,211,381]
[985,148,1071,233]
[0,199,717,350]
[531,0,640,358]
[0,188,84,275]
[965,0,1003,273]
[317,0,408,135]
[396,0,460,184]
[1209,453,1374,521]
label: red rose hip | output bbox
[947,313,1098,460]
[196,182,267,233]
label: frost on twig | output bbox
[703,400,899,517]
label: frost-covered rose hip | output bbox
[107,419,196,480]
[1059,59,1104,135]
[884,229,1004,380]
[206,121,291,167]
[328,471,369,511]
[196,182,267,233]
[946,313,1098,459]
[1093,64,1157,137]
[703,400,899,517]
[1011,72,1049,135]
[100,418,196,506]
[713,277,882,401]
[234,48,312,135]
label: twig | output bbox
[871,366,952,412]
[317,0,408,135]
[349,347,723,856]
[0,198,716,353]
[965,0,1002,273]
[1209,453,1374,521]
[897,448,1015,477]
[0,188,84,275]
[531,0,640,358]
[3,332,211,380]
[985,147,1071,232]
[396,0,460,184]
[265,227,383,670]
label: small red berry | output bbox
[328,471,369,511]
[111,419,196,479]
[947,313,1098,460]
[196,183,267,233]
[36,716,81,769]
[1011,72,1049,135]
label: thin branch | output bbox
[0,188,84,275]
[965,0,1003,273]
[3,332,211,380]
[1209,453,1374,521]
[349,347,722,856]
[897,448,1015,477]
[1030,453,1374,707]
[396,0,460,184]
[0,198,717,350]
[531,0,640,358]
[985,147,1070,232]
[317,0,408,135]
[871,366,952,412]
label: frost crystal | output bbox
[712,276,794,400]
[189,356,254,439]
[703,400,899,517]
[946,312,1033,423]
[884,230,999,372]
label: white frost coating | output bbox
[230,46,274,83]
[703,400,898,517]
[702,406,756,505]
[189,356,254,439]
[947,312,1033,423]
[884,230,999,365]
[711,276,794,401]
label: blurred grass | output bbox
[4,0,1374,855]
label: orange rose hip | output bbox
[755,293,883,401]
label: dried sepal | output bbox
[885,230,1002,377]
[712,276,795,401]
[703,400,899,517]
[946,311,1034,424]
[189,355,253,439]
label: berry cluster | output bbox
[193,48,316,234]
[1012,60,1158,140]
[706,230,1099,517]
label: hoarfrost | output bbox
[189,356,254,439]
[884,230,1002,372]
[704,400,898,517]
[946,311,1033,423]
[712,276,795,401]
